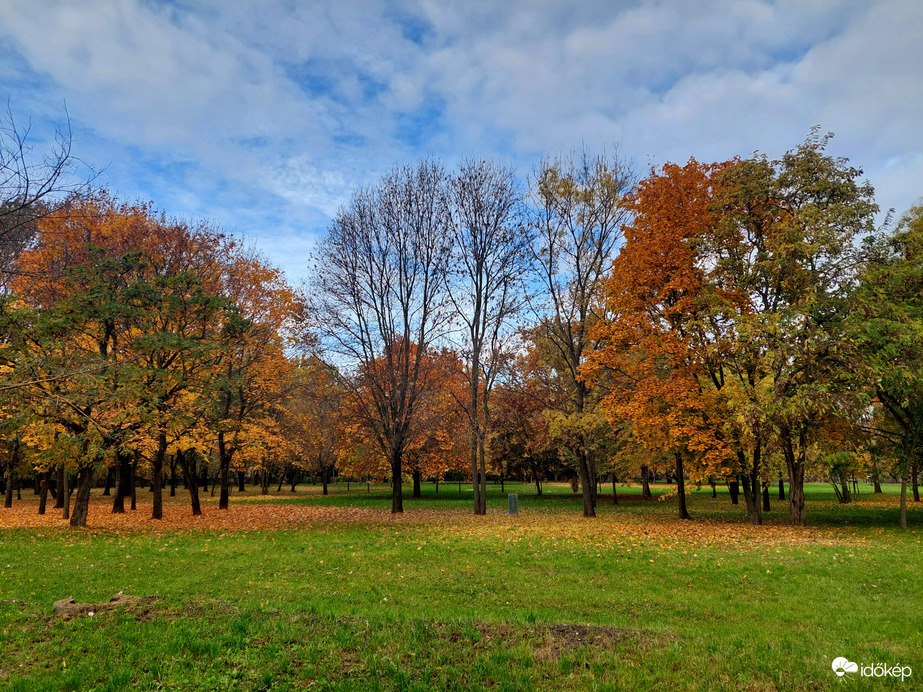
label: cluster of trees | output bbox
[309,136,923,527]
[2,112,921,527]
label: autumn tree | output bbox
[707,134,877,525]
[204,250,297,511]
[2,249,153,526]
[529,150,634,517]
[1,191,295,523]
[447,158,530,514]
[282,357,344,496]
[310,160,453,513]
[584,159,737,521]
[490,345,565,496]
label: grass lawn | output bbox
[0,481,920,690]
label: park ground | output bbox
[0,481,920,691]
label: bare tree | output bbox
[530,149,634,517]
[310,160,453,513]
[0,105,97,288]
[447,158,530,515]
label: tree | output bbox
[447,158,530,515]
[282,357,344,496]
[490,344,566,496]
[585,159,740,521]
[851,202,923,527]
[310,160,453,513]
[529,150,634,517]
[205,265,296,511]
[707,134,877,525]
[0,106,97,288]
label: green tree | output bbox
[851,202,923,527]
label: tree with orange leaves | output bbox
[332,342,467,497]
[584,159,736,520]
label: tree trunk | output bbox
[62,470,70,519]
[112,452,132,514]
[710,481,717,498]
[762,483,771,512]
[470,411,481,515]
[899,466,908,529]
[38,473,49,515]
[729,479,739,505]
[740,472,761,525]
[277,469,284,492]
[576,448,596,517]
[218,431,230,510]
[778,474,786,500]
[837,473,851,504]
[640,465,651,499]
[321,462,329,496]
[102,467,114,496]
[130,454,137,511]
[912,462,920,503]
[674,452,690,520]
[390,448,403,514]
[152,432,166,520]
[782,427,807,526]
[478,432,488,515]
[69,466,96,527]
[412,468,422,498]
[55,465,65,509]
[178,450,202,516]
[529,459,542,496]
[738,444,762,525]
[260,469,269,495]
[4,439,16,508]
[612,476,618,505]
[238,470,246,493]
[169,456,177,497]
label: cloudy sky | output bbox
[1,0,920,281]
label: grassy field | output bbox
[0,481,920,690]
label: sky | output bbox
[1,0,921,282]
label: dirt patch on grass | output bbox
[472,621,656,661]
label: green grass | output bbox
[0,483,921,690]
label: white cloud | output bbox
[0,0,920,279]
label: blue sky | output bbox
[1,0,921,282]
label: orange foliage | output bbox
[584,160,736,479]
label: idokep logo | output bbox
[832,657,912,681]
[832,658,859,678]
